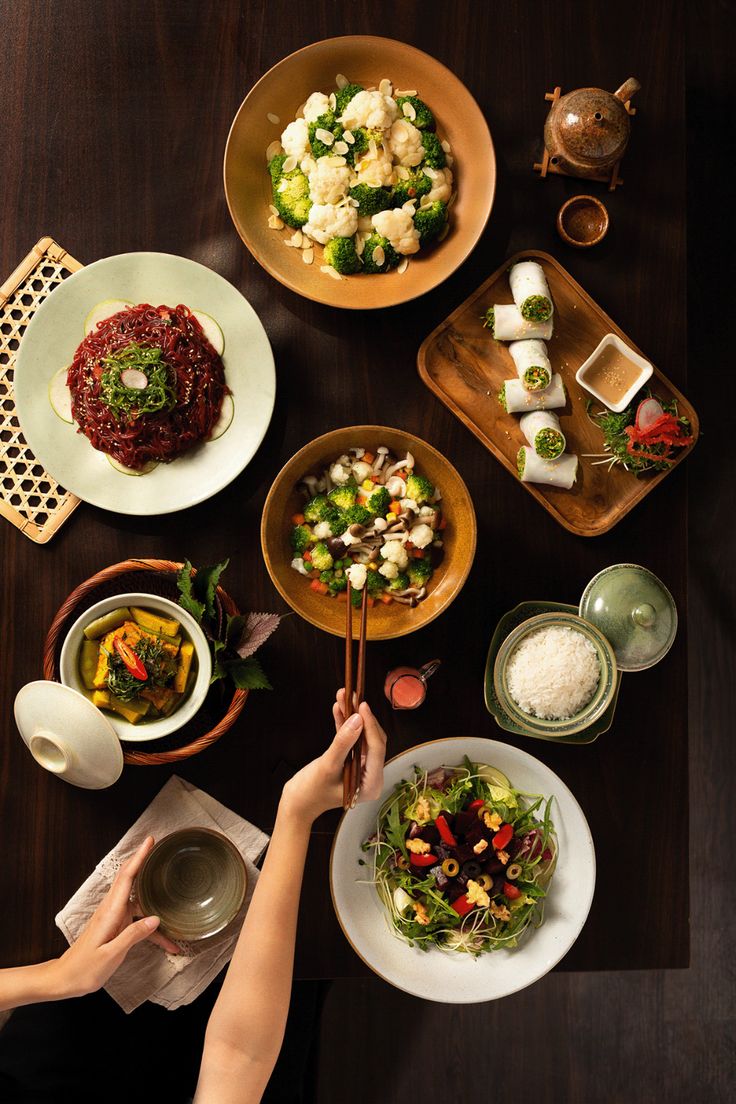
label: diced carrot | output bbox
[303,550,312,562]
[412,548,424,559]
[390,500,402,514]
[309,579,329,594]
[379,592,393,604]
[292,513,305,525]
[337,592,348,602]
[367,597,375,608]
[405,540,414,550]
[363,451,375,464]
[437,516,447,530]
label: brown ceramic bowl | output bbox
[261,426,477,639]
[224,36,495,309]
[556,195,609,248]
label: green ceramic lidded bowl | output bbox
[136,828,247,941]
[493,611,618,740]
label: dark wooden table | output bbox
[0,0,689,980]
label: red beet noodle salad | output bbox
[67,304,228,470]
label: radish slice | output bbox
[210,393,234,440]
[83,299,133,337]
[106,455,157,476]
[48,367,74,423]
[636,397,664,430]
[192,309,225,356]
[120,368,148,390]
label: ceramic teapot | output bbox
[544,78,641,178]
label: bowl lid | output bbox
[579,564,677,672]
[14,681,123,789]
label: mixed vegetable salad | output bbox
[585,394,693,475]
[290,446,445,608]
[267,75,455,278]
[363,760,557,954]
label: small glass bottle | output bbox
[384,660,441,710]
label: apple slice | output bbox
[48,367,74,423]
[210,393,234,440]
[83,299,133,337]
[106,455,157,476]
[192,309,225,356]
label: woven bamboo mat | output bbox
[0,236,82,543]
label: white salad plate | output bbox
[330,736,595,1003]
[14,252,276,515]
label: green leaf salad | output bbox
[362,759,557,955]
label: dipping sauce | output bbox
[581,343,644,406]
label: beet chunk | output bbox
[418,824,440,845]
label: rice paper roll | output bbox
[508,339,553,392]
[485,304,553,342]
[517,447,578,489]
[498,373,566,414]
[519,410,566,460]
[509,261,554,323]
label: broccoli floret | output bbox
[341,504,372,528]
[304,494,339,525]
[391,169,432,207]
[327,485,357,510]
[269,154,311,228]
[350,586,366,607]
[362,233,399,274]
[388,571,410,592]
[420,131,446,169]
[349,183,392,217]
[335,82,364,115]
[414,200,448,243]
[308,111,343,158]
[323,237,361,275]
[291,524,313,555]
[311,542,334,571]
[330,576,348,594]
[408,557,433,586]
[319,569,334,584]
[367,486,391,516]
[405,473,434,504]
[343,126,384,166]
[366,570,387,596]
[395,96,435,131]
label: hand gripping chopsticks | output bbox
[342,580,368,810]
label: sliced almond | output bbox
[282,155,297,173]
[343,129,355,144]
[395,89,417,97]
[302,249,314,264]
[267,112,280,125]
[277,179,288,193]
[333,140,349,155]
[315,128,335,146]
[267,214,284,230]
[266,140,283,162]
[402,102,417,121]
[335,73,349,89]
[287,230,303,248]
[328,91,337,111]
[373,246,385,267]
[379,78,393,96]
[402,200,417,213]
[321,264,343,280]
[424,166,440,181]
[268,203,280,216]
[419,194,433,208]
[446,154,454,168]
[397,257,409,274]
[441,139,451,153]
[395,165,410,181]
[355,236,366,256]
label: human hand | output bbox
[52,835,181,999]
[280,689,387,824]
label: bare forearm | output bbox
[0,960,67,1011]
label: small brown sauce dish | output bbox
[557,195,609,248]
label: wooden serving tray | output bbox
[417,250,699,536]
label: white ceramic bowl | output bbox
[575,332,653,413]
[330,736,595,1003]
[59,593,212,743]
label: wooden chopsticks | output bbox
[342,580,368,810]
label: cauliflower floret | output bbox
[351,460,373,483]
[329,461,351,485]
[378,560,399,580]
[346,562,368,590]
[382,540,409,571]
[308,159,354,205]
[425,166,453,204]
[339,90,399,131]
[303,202,358,245]
[388,119,425,168]
[408,523,433,549]
[303,91,331,123]
[313,520,333,539]
[371,209,421,256]
[355,144,395,188]
[280,118,310,159]
[291,557,308,576]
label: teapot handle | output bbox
[614,77,641,103]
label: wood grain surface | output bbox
[2,1,732,1100]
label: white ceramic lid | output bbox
[14,681,124,789]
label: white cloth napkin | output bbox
[56,775,269,1014]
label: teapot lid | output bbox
[555,87,630,164]
[579,564,677,672]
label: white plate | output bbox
[330,736,595,1003]
[14,252,276,515]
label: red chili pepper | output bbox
[113,637,148,681]
[451,894,475,917]
[409,852,439,867]
[493,823,513,850]
[503,882,521,900]
[468,799,485,812]
[435,815,457,846]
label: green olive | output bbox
[477,874,493,891]
[441,858,459,877]
[476,804,491,820]
[396,854,409,870]
[506,863,522,880]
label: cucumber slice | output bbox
[192,309,225,355]
[475,765,512,790]
[83,298,133,337]
[106,455,158,476]
[83,606,131,640]
[48,367,74,423]
[210,392,234,440]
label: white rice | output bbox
[506,626,600,720]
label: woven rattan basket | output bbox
[43,558,248,766]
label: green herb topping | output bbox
[100,342,177,418]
